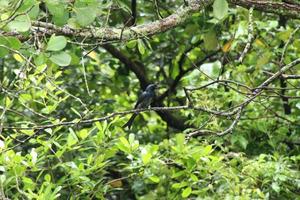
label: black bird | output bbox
[123,84,157,129]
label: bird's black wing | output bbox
[134,91,147,108]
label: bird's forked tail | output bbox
[122,113,138,129]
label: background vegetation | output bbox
[0,0,299,199]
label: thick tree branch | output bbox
[26,0,212,42]
[1,0,299,43]
[229,0,300,18]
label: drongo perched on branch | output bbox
[123,84,157,129]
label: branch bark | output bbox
[228,0,300,18]
[1,0,299,42]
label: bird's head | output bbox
[145,84,157,92]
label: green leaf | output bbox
[67,128,79,147]
[213,0,229,20]
[128,134,135,144]
[21,129,34,136]
[170,64,179,80]
[17,0,35,13]
[172,182,188,189]
[19,93,32,102]
[120,137,130,148]
[117,143,130,154]
[203,30,218,51]
[8,15,31,32]
[203,145,213,155]
[117,137,131,154]
[190,174,198,182]
[46,0,69,26]
[191,35,200,44]
[95,122,105,144]
[6,37,21,50]
[126,40,137,48]
[28,5,40,19]
[182,187,192,198]
[172,171,186,179]
[75,7,97,27]
[137,39,146,55]
[67,18,81,29]
[77,129,89,140]
[176,134,185,149]
[22,176,36,190]
[41,104,57,114]
[71,107,82,118]
[186,157,196,171]
[5,97,12,108]
[238,135,248,150]
[271,182,280,193]
[44,174,51,182]
[296,102,300,110]
[256,51,272,67]
[141,148,152,165]
[46,35,67,51]
[50,51,71,66]
[148,176,160,183]
[278,29,292,42]
[34,53,47,66]
[0,37,9,57]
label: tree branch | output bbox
[27,0,213,42]
[2,105,238,130]
[1,0,299,43]
[228,0,300,19]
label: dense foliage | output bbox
[0,0,299,199]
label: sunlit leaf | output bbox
[148,176,160,183]
[8,15,31,32]
[213,0,229,20]
[126,40,137,48]
[141,148,152,165]
[67,128,79,146]
[182,187,192,198]
[46,35,67,51]
[138,39,146,55]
